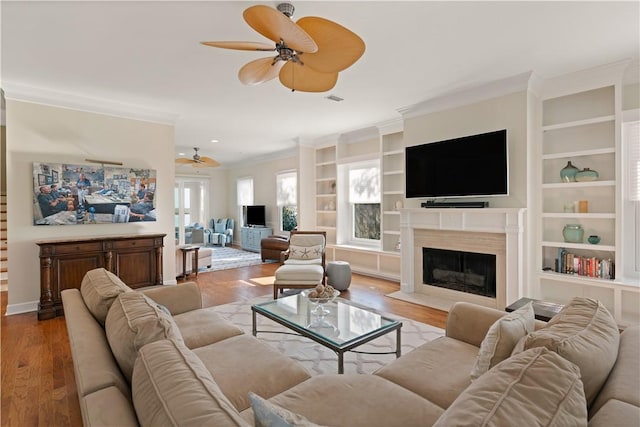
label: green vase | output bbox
[575,168,599,182]
[560,161,579,182]
[563,224,584,243]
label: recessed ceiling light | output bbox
[178,152,185,156]
[210,139,219,143]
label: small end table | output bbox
[179,245,200,279]
[506,297,564,322]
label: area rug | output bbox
[212,296,444,375]
[201,246,273,272]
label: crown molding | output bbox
[541,59,631,100]
[2,82,179,125]
[398,71,536,119]
[376,118,403,135]
[338,126,379,145]
[224,146,298,169]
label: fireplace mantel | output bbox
[398,208,526,311]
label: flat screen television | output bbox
[245,205,266,227]
[405,129,508,199]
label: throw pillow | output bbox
[249,392,324,427]
[511,297,619,407]
[214,222,226,233]
[470,302,535,380]
[105,291,184,383]
[289,244,323,261]
[80,267,131,326]
[434,347,587,427]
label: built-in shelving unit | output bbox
[536,62,639,326]
[381,132,404,254]
[315,146,337,245]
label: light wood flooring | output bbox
[1,261,447,427]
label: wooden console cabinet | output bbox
[36,233,165,320]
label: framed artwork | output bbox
[32,162,157,226]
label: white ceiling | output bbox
[2,1,639,166]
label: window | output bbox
[622,117,640,280]
[277,171,297,232]
[338,159,380,248]
[237,177,254,226]
[174,177,209,245]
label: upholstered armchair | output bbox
[273,231,326,299]
[209,218,234,247]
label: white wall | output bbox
[5,100,175,313]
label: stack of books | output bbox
[555,248,615,279]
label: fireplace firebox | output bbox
[423,248,496,298]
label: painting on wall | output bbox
[32,162,157,225]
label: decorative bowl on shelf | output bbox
[588,235,601,244]
[575,168,599,182]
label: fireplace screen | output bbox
[423,248,496,298]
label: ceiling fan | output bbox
[201,2,365,92]
[175,147,220,168]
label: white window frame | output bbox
[237,177,254,227]
[174,176,209,246]
[622,111,640,281]
[276,170,297,233]
[337,159,381,249]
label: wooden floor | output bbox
[1,262,447,427]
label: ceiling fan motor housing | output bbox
[277,3,295,17]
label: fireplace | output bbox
[423,248,496,298]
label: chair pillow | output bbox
[133,339,249,427]
[105,291,184,383]
[80,268,131,326]
[249,392,324,427]
[470,302,535,380]
[512,297,619,407]
[214,223,226,233]
[289,244,323,260]
[434,347,587,427]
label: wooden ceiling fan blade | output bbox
[198,156,221,167]
[279,62,338,93]
[239,57,284,85]
[296,17,365,73]
[200,41,275,51]
[243,5,318,53]
[175,158,194,164]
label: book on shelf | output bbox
[553,248,615,279]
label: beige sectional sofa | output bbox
[62,268,639,426]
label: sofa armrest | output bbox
[445,302,506,347]
[141,282,202,315]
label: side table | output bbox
[179,245,200,279]
[505,297,564,322]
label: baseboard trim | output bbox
[5,300,38,316]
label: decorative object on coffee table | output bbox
[326,261,352,291]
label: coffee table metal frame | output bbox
[252,295,402,374]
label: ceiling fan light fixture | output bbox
[277,3,295,18]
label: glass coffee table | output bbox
[252,294,402,374]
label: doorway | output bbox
[174,177,209,246]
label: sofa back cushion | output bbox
[512,297,619,407]
[80,268,131,326]
[133,339,249,427]
[105,291,184,383]
[434,347,587,427]
[470,302,535,380]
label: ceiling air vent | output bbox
[326,94,344,102]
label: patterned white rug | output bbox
[212,296,444,375]
[201,246,274,272]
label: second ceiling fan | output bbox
[201,3,365,93]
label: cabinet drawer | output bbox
[111,239,154,249]
[51,242,103,254]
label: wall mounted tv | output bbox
[405,129,508,199]
[245,205,266,227]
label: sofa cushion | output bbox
[587,399,640,427]
[513,297,619,407]
[264,374,445,426]
[173,307,244,349]
[132,339,250,427]
[194,334,311,412]
[249,392,323,427]
[80,268,131,326]
[434,347,588,427]
[105,291,184,382]
[470,302,535,380]
[374,336,479,409]
[81,386,139,427]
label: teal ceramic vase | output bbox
[563,224,584,243]
[575,168,599,182]
[588,235,601,244]
[560,161,579,182]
